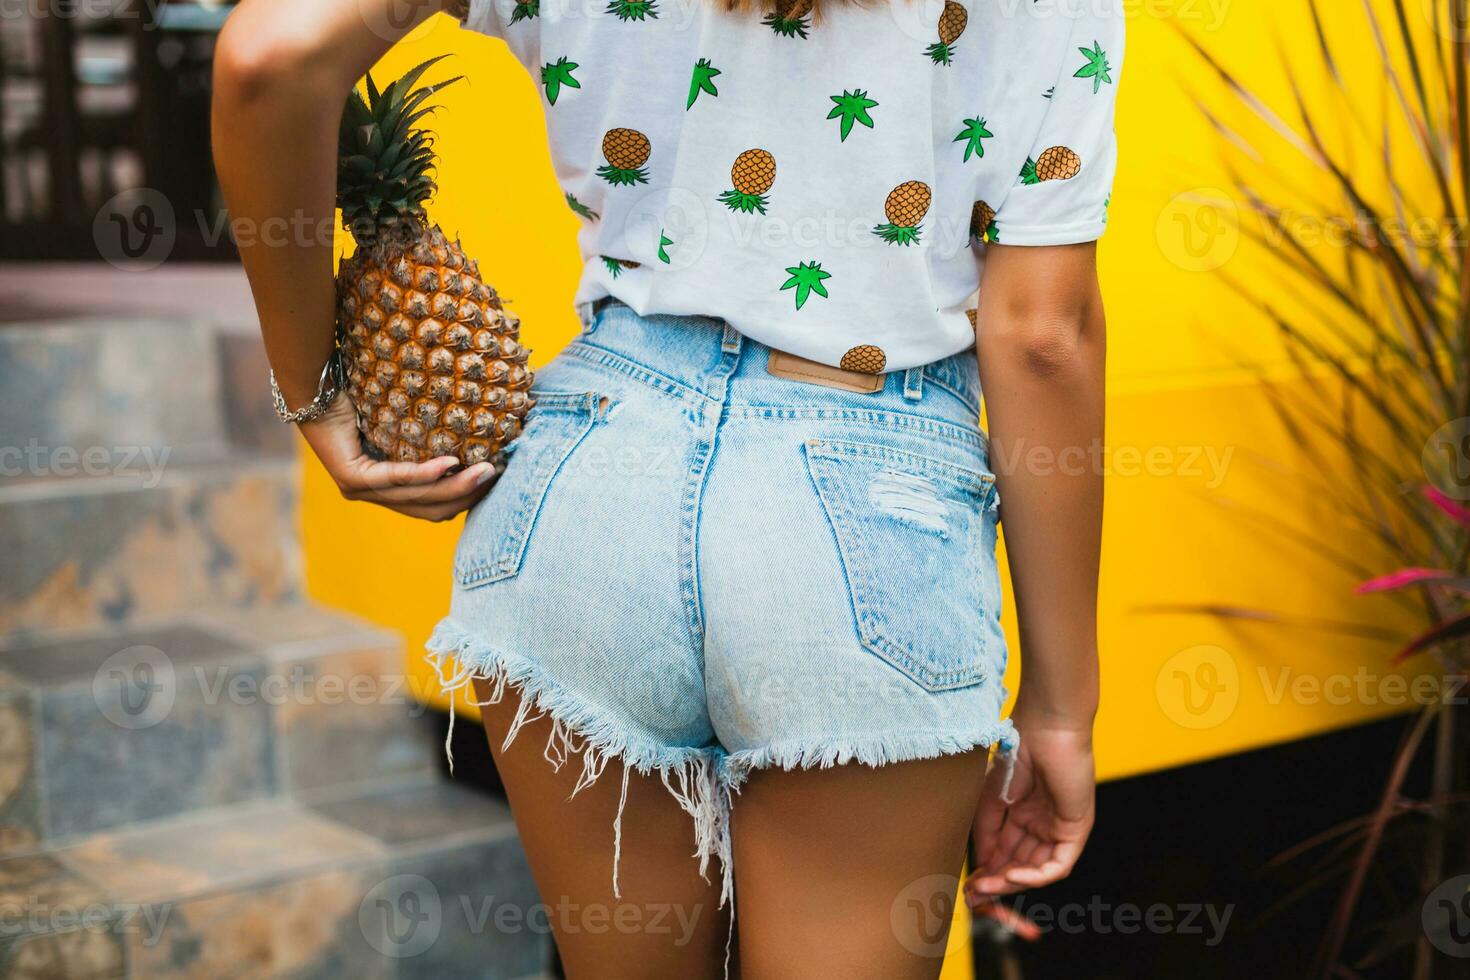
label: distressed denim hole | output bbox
[868,469,949,537]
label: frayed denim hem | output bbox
[719,721,1020,799]
[424,618,733,908]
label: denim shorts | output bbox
[428,300,1016,902]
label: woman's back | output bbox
[462,0,1123,371]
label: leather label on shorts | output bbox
[766,350,884,394]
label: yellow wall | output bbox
[302,7,1431,971]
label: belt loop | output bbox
[577,300,599,334]
[721,322,743,354]
[902,366,924,401]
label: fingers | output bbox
[388,483,494,522]
[333,455,457,498]
[363,461,498,504]
[1002,838,1086,889]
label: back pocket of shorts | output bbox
[803,438,1001,692]
[455,391,603,588]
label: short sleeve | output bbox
[990,2,1124,247]
[452,0,502,37]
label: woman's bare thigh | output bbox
[473,678,730,980]
[729,750,988,980]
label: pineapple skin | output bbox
[337,225,534,466]
[731,149,777,196]
[884,181,931,227]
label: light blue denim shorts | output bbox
[428,300,1015,900]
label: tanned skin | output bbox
[213,5,1103,973]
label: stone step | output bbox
[0,604,440,851]
[0,777,550,979]
[0,317,291,476]
[0,459,303,636]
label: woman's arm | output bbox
[966,241,1105,901]
[212,0,494,519]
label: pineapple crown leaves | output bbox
[337,55,464,245]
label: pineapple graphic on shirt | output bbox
[597,128,652,186]
[606,0,658,21]
[602,256,641,278]
[540,57,579,105]
[828,89,878,142]
[1021,146,1082,184]
[873,181,930,246]
[1074,41,1113,93]
[840,345,886,373]
[719,149,777,214]
[509,0,538,23]
[926,2,967,65]
[688,59,721,110]
[780,260,831,310]
[566,192,598,222]
[953,116,993,162]
[764,0,812,38]
[970,200,997,243]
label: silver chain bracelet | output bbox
[270,349,345,425]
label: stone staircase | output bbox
[0,318,550,979]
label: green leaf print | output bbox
[953,116,993,162]
[602,256,639,278]
[1074,41,1113,94]
[606,0,658,21]
[658,230,673,263]
[541,57,580,106]
[827,90,878,142]
[763,0,812,38]
[688,59,721,110]
[509,0,538,23]
[780,261,831,310]
[566,192,599,222]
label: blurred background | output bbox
[0,0,1468,978]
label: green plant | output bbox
[1183,2,1470,976]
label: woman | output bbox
[213,0,1119,975]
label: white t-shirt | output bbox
[459,0,1124,373]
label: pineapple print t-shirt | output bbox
[458,0,1124,374]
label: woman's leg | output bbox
[729,749,989,980]
[473,678,731,980]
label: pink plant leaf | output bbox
[1356,568,1463,594]
[1390,613,1470,665]
[1422,484,1470,529]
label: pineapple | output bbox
[719,149,777,214]
[606,0,658,20]
[602,256,641,278]
[763,0,812,38]
[598,128,652,186]
[335,58,533,466]
[840,345,886,374]
[1021,146,1082,184]
[926,1,967,65]
[970,199,997,243]
[873,181,930,245]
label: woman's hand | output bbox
[299,394,498,522]
[964,714,1096,904]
